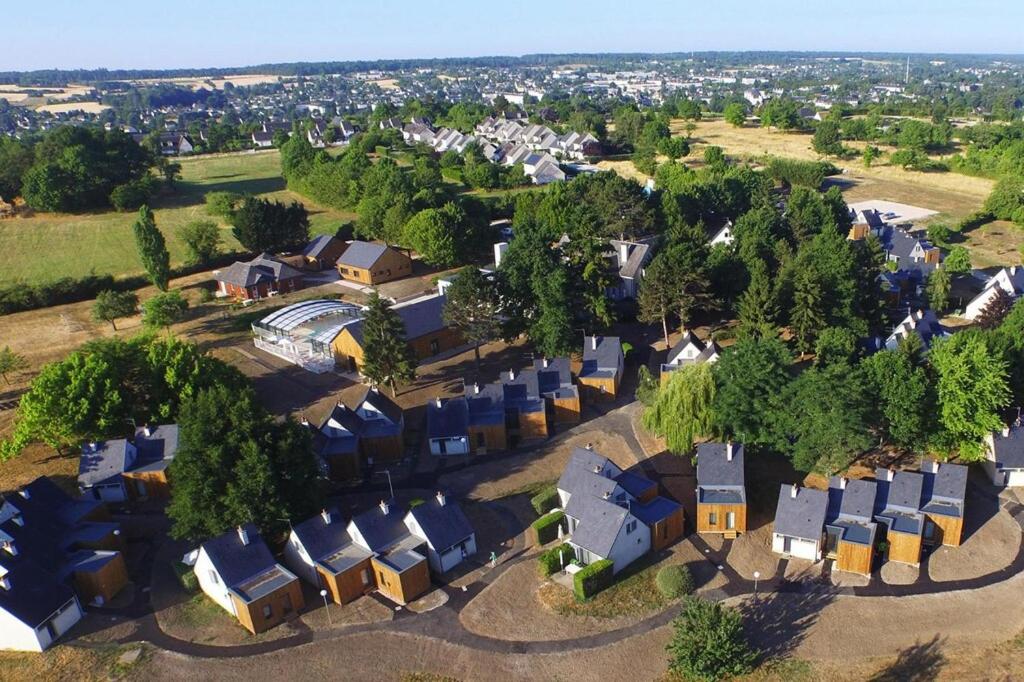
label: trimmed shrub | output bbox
[656,564,695,599]
[531,510,565,545]
[531,486,559,515]
[173,563,199,592]
[573,559,614,601]
[538,543,573,577]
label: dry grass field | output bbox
[35,101,111,114]
[0,150,356,285]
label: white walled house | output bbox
[0,585,83,653]
[964,266,1024,320]
[404,493,477,574]
[771,485,828,561]
[566,496,651,572]
[984,422,1024,487]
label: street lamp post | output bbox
[378,469,395,500]
[320,589,332,626]
[753,571,761,598]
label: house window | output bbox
[360,569,370,586]
[708,512,718,526]
[429,339,440,355]
[476,432,485,446]
[209,570,219,584]
[262,604,272,619]
[726,512,736,530]
[626,520,637,534]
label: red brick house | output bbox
[214,253,305,301]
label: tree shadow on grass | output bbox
[868,635,946,682]
[739,585,837,661]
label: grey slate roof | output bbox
[696,442,745,488]
[773,485,828,542]
[921,460,968,518]
[614,471,656,499]
[665,332,721,367]
[408,496,475,552]
[427,397,469,440]
[991,423,1024,469]
[630,496,681,525]
[567,496,629,558]
[581,336,622,379]
[216,253,305,288]
[828,478,878,522]
[349,501,409,552]
[302,234,340,258]
[336,240,388,269]
[200,524,281,594]
[344,294,448,347]
[558,448,624,501]
[133,424,178,471]
[78,440,130,488]
[291,509,351,564]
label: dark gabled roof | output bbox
[408,496,474,552]
[773,485,828,542]
[216,253,305,288]
[21,476,102,527]
[394,294,447,340]
[352,386,404,428]
[336,240,388,269]
[696,442,745,489]
[873,468,925,514]
[827,478,877,523]
[630,496,682,525]
[302,234,342,258]
[349,501,409,552]
[0,552,77,628]
[558,448,624,500]
[581,336,622,378]
[200,524,278,589]
[466,383,505,426]
[291,509,351,563]
[665,332,721,367]
[78,439,130,488]
[920,460,968,517]
[567,496,630,558]
[992,423,1024,469]
[613,470,657,499]
[133,424,178,469]
[427,397,469,440]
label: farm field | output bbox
[0,150,355,286]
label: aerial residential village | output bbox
[3,48,1024,682]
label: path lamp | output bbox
[753,571,761,598]
[375,469,395,500]
[320,589,332,626]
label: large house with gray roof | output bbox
[214,253,305,301]
[884,309,948,352]
[78,424,178,502]
[556,446,683,573]
[696,441,747,536]
[984,420,1024,486]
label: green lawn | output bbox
[0,150,356,286]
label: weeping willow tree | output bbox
[641,363,717,453]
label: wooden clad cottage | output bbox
[78,424,178,502]
[335,241,412,285]
[696,442,747,536]
[306,388,405,480]
[195,525,304,634]
[214,253,305,301]
[300,235,349,271]
[578,335,624,402]
[825,477,877,576]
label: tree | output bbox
[133,205,171,291]
[205,191,242,218]
[442,268,502,375]
[178,220,222,265]
[723,103,746,128]
[712,337,792,445]
[759,99,801,130]
[862,145,881,168]
[812,119,844,156]
[360,291,416,395]
[985,175,1024,221]
[92,290,138,331]
[403,206,458,267]
[167,385,321,541]
[231,197,310,253]
[944,246,972,275]
[863,350,933,450]
[642,364,716,453]
[142,291,188,333]
[930,332,1011,460]
[637,244,713,347]
[0,137,34,202]
[666,598,756,682]
[927,268,952,312]
[0,346,27,384]
[736,259,777,340]
[814,327,858,366]
[790,269,826,356]
[658,136,690,160]
[786,186,836,242]
[977,287,1015,329]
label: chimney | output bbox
[0,567,9,591]
[2,541,17,556]
[88,442,97,453]
[143,425,152,438]
[593,465,601,474]
[839,477,848,490]
[379,499,390,515]
[591,336,598,351]
[542,357,549,368]
[887,468,895,481]
[473,383,481,394]
[603,491,612,499]
[237,526,250,546]
[435,491,446,507]
[508,368,516,381]
[618,242,630,264]
[300,416,310,427]
[586,443,593,450]
[790,484,798,499]
[494,242,509,267]
[321,509,332,525]
[726,441,733,462]
[1003,426,1012,438]
[435,397,442,409]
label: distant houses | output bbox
[0,477,129,651]
[556,446,683,574]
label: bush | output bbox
[531,486,559,515]
[656,564,695,599]
[573,559,614,601]
[205,191,243,218]
[537,543,573,577]
[110,177,157,212]
[531,510,565,545]
[173,562,199,592]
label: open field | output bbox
[0,83,96,106]
[35,101,111,114]
[122,75,284,90]
[0,150,356,285]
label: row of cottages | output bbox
[964,266,1024,321]
[427,357,581,456]
[250,289,460,374]
[307,118,357,148]
[984,419,1024,486]
[556,447,684,573]
[283,494,475,609]
[214,253,306,301]
[304,387,405,480]
[0,478,129,651]
[77,424,178,502]
[474,116,602,160]
[577,335,625,402]
[848,212,942,304]
[772,461,968,575]
[335,240,413,285]
[695,442,747,537]
[660,331,722,385]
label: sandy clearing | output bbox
[36,101,111,114]
[726,525,781,580]
[880,561,919,585]
[928,503,1020,582]
[372,79,400,90]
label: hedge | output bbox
[531,510,565,545]
[538,543,573,577]
[530,486,559,515]
[173,562,199,592]
[573,559,614,601]
[656,564,695,599]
